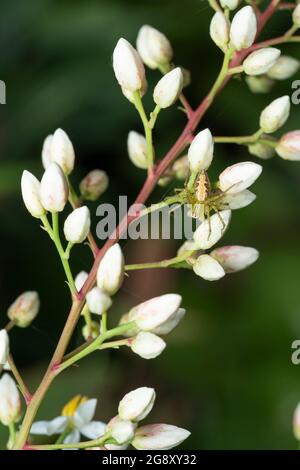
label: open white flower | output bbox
[30,396,106,444]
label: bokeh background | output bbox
[1,0,300,450]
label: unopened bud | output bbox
[113,38,145,92]
[248,138,276,159]
[151,308,186,336]
[210,12,230,52]
[259,95,290,133]
[267,55,299,80]
[293,4,300,26]
[50,128,75,175]
[181,67,191,88]
[8,291,40,328]
[79,170,109,201]
[21,170,46,218]
[108,416,136,445]
[0,330,9,365]
[193,254,225,281]
[131,332,166,359]
[63,206,91,244]
[188,128,214,172]
[40,163,69,212]
[82,321,100,340]
[275,130,300,161]
[86,287,112,315]
[136,25,173,70]
[220,0,240,10]
[75,271,88,291]
[127,131,148,169]
[118,387,156,422]
[132,423,190,450]
[293,403,300,441]
[245,75,274,94]
[193,210,231,250]
[0,374,21,425]
[97,244,125,295]
[243,48,281,76]
[41,135,53,169]
[172,155,189,180]
[210,245,259,272]
[219,161,262,193]
[230,6,257,51]
[127,294,182,331]
[153,67,183,108]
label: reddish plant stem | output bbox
[14,0,281,450]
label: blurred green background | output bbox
[1,0,300,450]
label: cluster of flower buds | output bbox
[210,6,257,52]
[82,244,125,320]
[118,294,185,359]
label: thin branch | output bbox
[8,355,32,404]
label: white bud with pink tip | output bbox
[153,67,183,108]
[50,128,75,175]
[131,332,166,359]
[113,38,145,92]
[97,244,125,295]
[219,161,262,194]
[127,294,182,331]
[132,423,191,450]
[276,131,300,161]
[21,171,46,218]
[40,163,69,212]
[188,128,214,172]
[210,245,259,272]
[243,48,281,76]
[193,210,231,250]
[260,95,290,133]
[137,25,173,69]
[0,374,21,425]
[230,6,257,51]
[86,287,112,315]
[118,387,156,422]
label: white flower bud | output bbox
[181,67,191,88]
[41,135,53,169]
[113,38,145,92]
[188,129,214,172]
[219,161,262,194]
[136,25,173,69]
[79,170,109,201]
[230,6,257,51]
[118,387,156,422]
[267,55,299,80]
[131,332,166,360]
[86,287,112,316]
[245,75,274,94]
[275,130,300,161]
[21,171,46,218]
[122,78,148,103]
[293,403,300,441]
[193,210,231,250]
[40,163,69,212]
[172,155,189,180]
[127,131,148,169]
[210,12,230,52]
[243,48,281,76]
[132,424,190,450]
[82,321,100,341]
[0,330,9,365]
[8,291,40,328]
[127,294,182,331]
[222,189,256,209]
[0,374,21,425]
[153,67,183,109]
[293,4,300,26]
[259,95,290,133]
[97,244,124,295]
[63,206,91,244]
[75,271,88,291]
[109,416,136,444]
[193,254,225,281]
[210,245,259,272]
[220,0,240,10]
[50,128,75,175]
[248,138,276,159]
[151,308,186,336]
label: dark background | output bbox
[1,0,300,450]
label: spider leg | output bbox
[211,205,226,230]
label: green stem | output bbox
[125,250,195,272]
[8,423,16,449]
[82,304,93,336]
[28,432,111,450]
[100,312,107,334]
[55,426,72,445]
[57,321,136,372]
[149,105,161,129]
[137,195,183,219]
[134,91,155,169]
[98,339,130,350]
[284,23,299,38]
[207,47,234,103]
[227,65,244,75]
[51,212,76,294]
[64,242,73,260]
[214,129,263,145]
[187,170,199,192]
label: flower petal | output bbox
[80,421,106,439]
[74,399,97,427]
[63,428,80,444]
[31,416,68,436]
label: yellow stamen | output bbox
[61,395,88,417]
